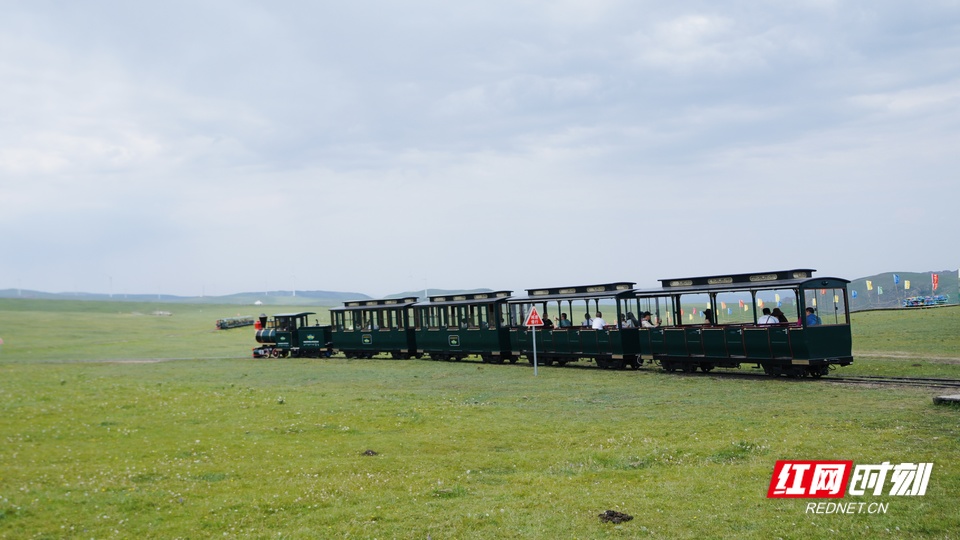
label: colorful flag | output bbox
[933,273,939,291]
[834,295,840,303]
[866,280,873,291]
[775,294,780,302]
[739,299,744,308]
[727,308,732,315]
[758,299,764,308]
[852,290,858,298]
[894,274,900,285]
[905,280,910,290]
[878,287,883,295]
[721,302,727,309]
[812,298,818,307]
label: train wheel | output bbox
[508,357,518,364]
[700,363,714,373]
[681,363,697,373]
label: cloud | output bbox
[1,1,959,296]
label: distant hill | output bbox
[0,289,371,306]
[0,287,497,306]
[848,270,957,311]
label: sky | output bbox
[1,1,958,299]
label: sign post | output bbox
[524,306,544,376]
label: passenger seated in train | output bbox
[558,313,572,327]
[625,312,640,328]
[702,309,714,325]
[542,316,554,329]
[771,308,788,323]
[805,307,821,326]
[582,313,593,327]
[591,312,607,330]
[641,311,659,328]
[621,313,635,328]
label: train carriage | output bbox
[623,269,853,376]
[330,297,419,359]
[507,282,639,368]
[414,291,514,363]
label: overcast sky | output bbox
[1,1,958,299]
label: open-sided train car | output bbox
[414,291,514,363]
[252,311,332,358]
[621,269,853,376]
[329,297,419,359]
[506,282,639,369]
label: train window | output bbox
[713,292,756,325]
[625,296,676,327]
[805,287,848,326]
[678,293,713,324]
[754,288,799,323]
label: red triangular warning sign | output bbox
[524,306,544,327]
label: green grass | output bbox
[847,305,960,378]
[1,300,959,538]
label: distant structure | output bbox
[902,295,950,308]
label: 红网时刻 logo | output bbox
[767,460,932,513]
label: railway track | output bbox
[824,375,960,389]
[658,367,960,389]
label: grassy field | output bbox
[1,300,959,538]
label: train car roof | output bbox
[415,291,513,307]
[271,312,316,318]
[508,282,635,303]
[630,270,850,296]
[330,297,421,312]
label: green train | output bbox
[253,269,853,377]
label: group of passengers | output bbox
[541,306,820,329]
[758,306,821,326]
[757,307,789,325]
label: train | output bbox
[252,268,854,377]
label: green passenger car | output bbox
[506,283,639,369]
[414,291,514,363]
[623,269,853,376]
[330,297,419,359]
